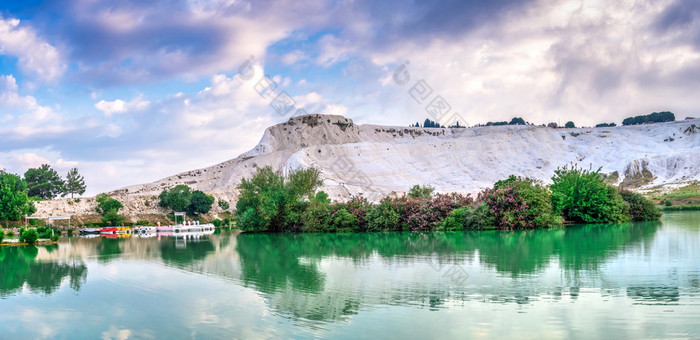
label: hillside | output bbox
[36,114,700,218]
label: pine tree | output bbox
[64,168,86,198]
[24,164,64,199]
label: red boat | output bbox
[100,227,118,234]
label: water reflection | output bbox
[0,245,87,297]
[1,213,698,337]
[234,221,670,322]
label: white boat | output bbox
[79,227,101,234]
[172,222,215,234]
[133,226,157,234]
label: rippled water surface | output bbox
[1,212,699,339]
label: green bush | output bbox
[664,200,672,206]
[218,200,230,211]
[329,208,359,232]
[464,204,491,229]
[301,202,332,232]
[440,207,468,231]
[136,219,150,226]
[50,234,59,242]
[479,176,563,229]
[550,165,630,223]
[619,189,662,221]
[440,204,492,230]
[0,229,4,243]
[20,229,39,244]
[407,184,435,199]
[365,199,400,231]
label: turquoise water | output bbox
[1,212,699,339]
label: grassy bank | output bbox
[648,182,700,207]
[661,205,700,211]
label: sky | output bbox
[0,0,699,196]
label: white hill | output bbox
[116,114,699,199]
[36,114,700,217]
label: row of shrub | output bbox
[235,165,662,233]
[622,111,675,126]
[0,226,62,244]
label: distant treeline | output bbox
[411,119,465,128]
[595,123,616,127]
[411,111,677,129]
[622,111,675,126]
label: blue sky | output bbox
[1,0,699,196]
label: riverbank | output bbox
[0,239,58,246]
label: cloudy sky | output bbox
[1,0,698,196]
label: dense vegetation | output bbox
[159,185,215,217]
[235,165,661,233]
[622,111,675,126]
[550,165,630,223]
[0,171,36,221]
[96,193,125,226]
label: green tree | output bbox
[187,190,215,216]
[63,168,86,198]
[96,193,123,213]
[24,164,64,199]
[287,167,323,200]
[550,165,629,223]
[236,166,323,232]
[218,199,230,211]
[159,185,192,212]
[101,210,124,226]
[564,121,576,128]
[0,171,36,221]
[509,117,526,125]
[407,184,434,199]
[96,193,124,226]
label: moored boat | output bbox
[100,227,118,234]
[79,227,101,234]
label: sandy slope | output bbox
[36,114,700,217]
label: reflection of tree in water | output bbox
[557,221,661,271]
[236,221,664,322]
[159,237,216,268]
[470,221,661,275]
[0,246,87,297]
[96,238,123,262]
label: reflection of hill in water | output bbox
[235,222,664,322]
[0,246,87,297]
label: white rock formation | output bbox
[36,114,700,217]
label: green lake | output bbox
[1,211,699,339]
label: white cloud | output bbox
[0,75,75,138]
[323,103,348,116]
[361,0,699,127]
[316,34,355,67]
[95,96,150,117]
[0,148,78,177]
[282,50,308,65]
[0,17,65,80]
